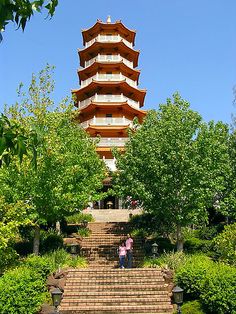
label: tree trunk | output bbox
[33,224,40,255]
[55,221,61,234]
[176,224,184,252]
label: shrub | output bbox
[0,267,48,314]
[213,223,236,265]
[175,254,214,299]
[200,263,236,314]
[0,247,19,274]
[181,300,206,314]
[184,237,212,253]
[66,212,94,224]
[22,254,55,278]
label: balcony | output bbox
[80,73,137,88]
[96,137,128,147]
[84,54,133,68]
[78,94,140,109]
[85,34,133,49]
[80,117,133,128]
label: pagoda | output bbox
[72,17,147,208]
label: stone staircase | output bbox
[60,222,173,314]
[80,222,144,268]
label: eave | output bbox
[78,61,140,83]
[78,41,139,68]
[78,102,147,122]
[82,20,136,46]
[72,80,146,107]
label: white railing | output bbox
[85,34,133,49]
[78,94,140,109]
[80,73,137,88]
[84,54,133,68]
[80,117,133,128]
[96,137,128,147]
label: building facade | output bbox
[72,17,146,208]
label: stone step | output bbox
[63,290,169,297]
[60,304,173,313]
[61,297,170,306]
[64,284,168,292]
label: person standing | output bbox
[118,242,126,269]
[126,234,133,268]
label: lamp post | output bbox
[172,285,184,314]
[51,287,63,313]
[69,243,80,257]
[107,200,113,209]
[151,242,158,258]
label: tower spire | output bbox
[107,15,111,23]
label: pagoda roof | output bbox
[82,20,136,46]
[78,62,140,83]
[78,41,139,68]
[72,81,146,107]
[78,102,146,122]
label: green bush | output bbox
[200,263,236,314]
[0,247,19,274]
[66,212,94,224]
[175,254,214,299]
[180,300,206,314]
[0,250,87,314]
[213,223,236,265]
[174,253,236,313]
[0,267,48,314]
[22,254,55,278]
[184,237,212,253]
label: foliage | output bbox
[200,263,236,314]
[40,229,64,253]
[213,222,236,265]
[175,254,215,299]
[77,227,90,237]
[142,251,188,271]
[174,254,236,314]
[0,65,106,254]
[114,93,231,251]
[0,246,19,274]
[66,212,94,224]
[0,196,31,250]
[0,0,58,41]
[0,249,87,314]
[0,266,48,314]
[184,237,212,254]
[180,300,206,314]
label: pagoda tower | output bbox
[72,18,146,208]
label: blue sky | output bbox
[0,0,235,124]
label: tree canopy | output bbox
[115,93,231,251]
[0,65,106,254]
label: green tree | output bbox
[0,0,58,41]
[0,66,106,254]
[115,93,230,251]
